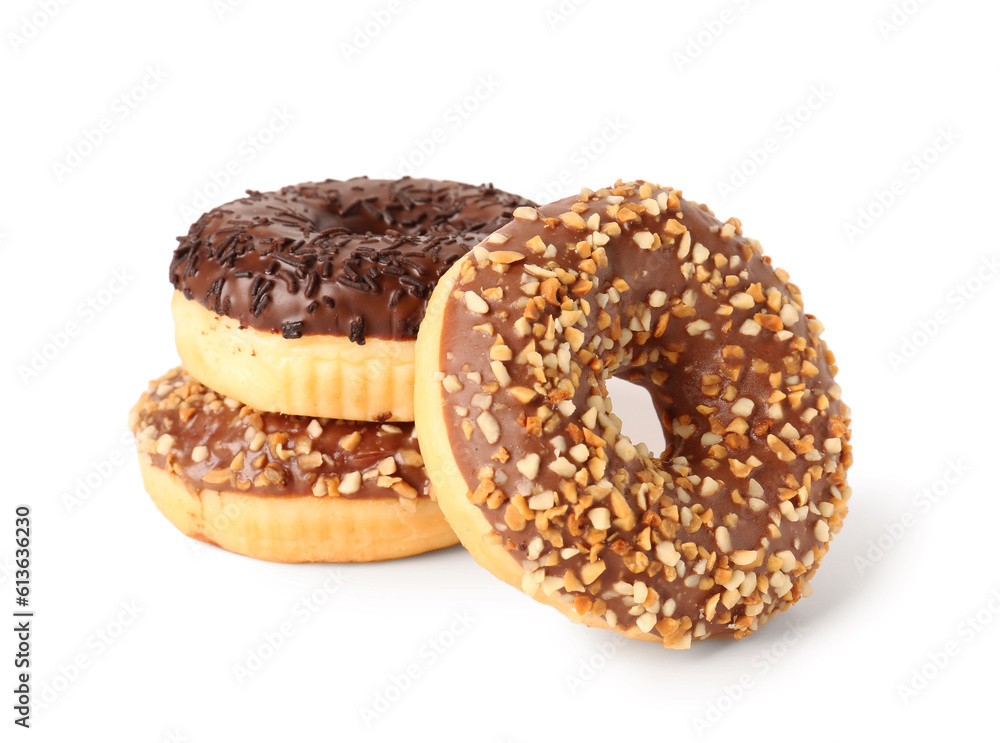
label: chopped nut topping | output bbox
[155,434,175,456]
[516,453,541,480]
[339,471,361,495]
[633,231,655,250]
[489,250,525,264]
[430,181,851,644]
[464,291,490,314]
[477,411,501,444]
[132,368,432,502]
[339,431,362,451]
[559,211,587,229]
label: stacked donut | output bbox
[131,175,852,648]
[129,177,534,563]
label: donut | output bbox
[129,367,457,563]
[170,177,533,421]
[415,180,852,648]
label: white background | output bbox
[3,0,998,740]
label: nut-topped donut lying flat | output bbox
[415,180,852,648]
[171,177,534,421]
[130,367,457,563]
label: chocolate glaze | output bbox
[436,182,851,644]
[131,368,430,500]
[170,177,533,344]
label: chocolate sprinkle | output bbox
[281,321,304,339]
[170,177,535,344]
[349,316,366,345]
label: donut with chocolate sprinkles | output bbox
[170,177,534,421]
[414,180,852,648]
[130,367,458,563]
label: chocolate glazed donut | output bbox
[130,367,458,563]
[170,177,534,421]
[415,181,852,648]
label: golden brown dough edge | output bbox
[137,456,458,563]
[172,290,416,421]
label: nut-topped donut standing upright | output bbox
[171,177,533,421]
[415,180,852,648]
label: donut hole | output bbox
[316,210,395,236]
[604,377,666,458]
[316,193,478,237]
